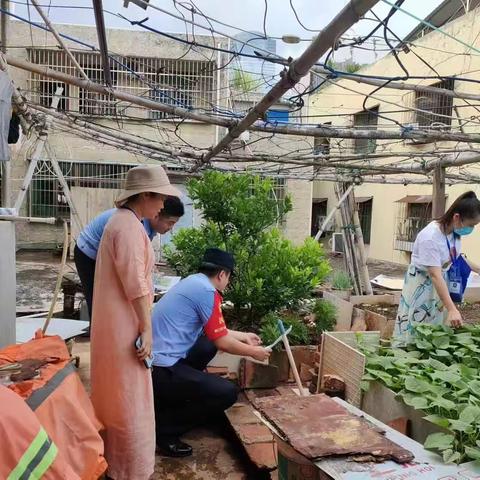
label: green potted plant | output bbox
[331,271,353,301]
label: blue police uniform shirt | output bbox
[76,208,156,260]
[152,273,228,367]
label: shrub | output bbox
[312,299,337,337]
[332,271,353,290]
[164,171,331,329]
[259,312,310,349]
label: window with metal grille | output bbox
[414,79,454,129]
[28,49,215,119]
[395,197,433,250]
[29,161,135,218]
[353,106,378,154]
[313,122,331,157]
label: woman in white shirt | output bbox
[394,191,480,344]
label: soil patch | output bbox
[459,302,480,324]
[360,303,398,322]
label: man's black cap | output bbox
[201,248,235,272]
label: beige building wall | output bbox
[8,21,312,247]
[309,8,480,264]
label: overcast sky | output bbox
[13,0,443,64]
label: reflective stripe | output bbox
[30,442,58,479]
[7,427,57,480]
[26,363,75,411]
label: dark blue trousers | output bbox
[152,336,238,442]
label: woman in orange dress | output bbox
[90,165,180,480]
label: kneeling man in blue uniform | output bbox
[151,248,271,457]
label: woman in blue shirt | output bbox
[74,196,184,333]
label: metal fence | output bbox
[28,49,216,119]
[29,160,136,218]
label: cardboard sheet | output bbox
[16,317,89,343]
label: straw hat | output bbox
[115,165,181,207]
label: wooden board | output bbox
[317,332,380,406]
[316,398,480,479]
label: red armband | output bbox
[204,291,228,341]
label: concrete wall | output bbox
[7,21,313,247]
[309,8,480,264]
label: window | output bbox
[78,64,117,116]
[313,122,331,156]
[29,161,135,218]
[149,73,193,120]
[414,79,454,130]
[357,198,373,244]
[311,199,328,237]
[394,195,434,250]
[353,106,378,154]
[28,49,215,120]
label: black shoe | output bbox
[156,438,193,458]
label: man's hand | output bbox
[251,346,271,362]
[243,332,262,346]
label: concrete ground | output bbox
[73,340,270,480]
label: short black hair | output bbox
[160,196,185,218]
[198,264,231,278]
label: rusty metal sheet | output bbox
[254,394,413,463]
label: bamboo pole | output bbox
[30,0,89,81]
[10,54,480,147]
[0,215,55,223]
[200,0,381,166]
[315,185,353,241]
[349,188,373,295]
[432,166,446,218]
[14,87,64,212]
[311,68,480,104]
[43,221,68,334]
[334,183,361,296]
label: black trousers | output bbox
[73,244,96,327]
[152,336,238,442]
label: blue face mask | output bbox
[454,226,474,236]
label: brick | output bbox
[387,417,410,436]
[245,442,277,470]
[300,363,314,382]
[351,307,367,332]
[269,349,290,382]
[290,345,316,370]
[225,404,260,426]
[239,358,279,389]
[206,366,229,376]
[234,423,273,445]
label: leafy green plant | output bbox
[312,299,337,337]
[164,172,331,329]
[259,312,310,349]
[332,271,352,290]
[362,323,480,463]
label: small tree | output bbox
[164,171,331,329]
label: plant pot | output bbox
[331,288,352,301]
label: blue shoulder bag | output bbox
[446,236,471,303]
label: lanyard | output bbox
[121,205,141,222]
[445,235,457,265]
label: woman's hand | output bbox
[445,308,463,329]
[137,328,152,361]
